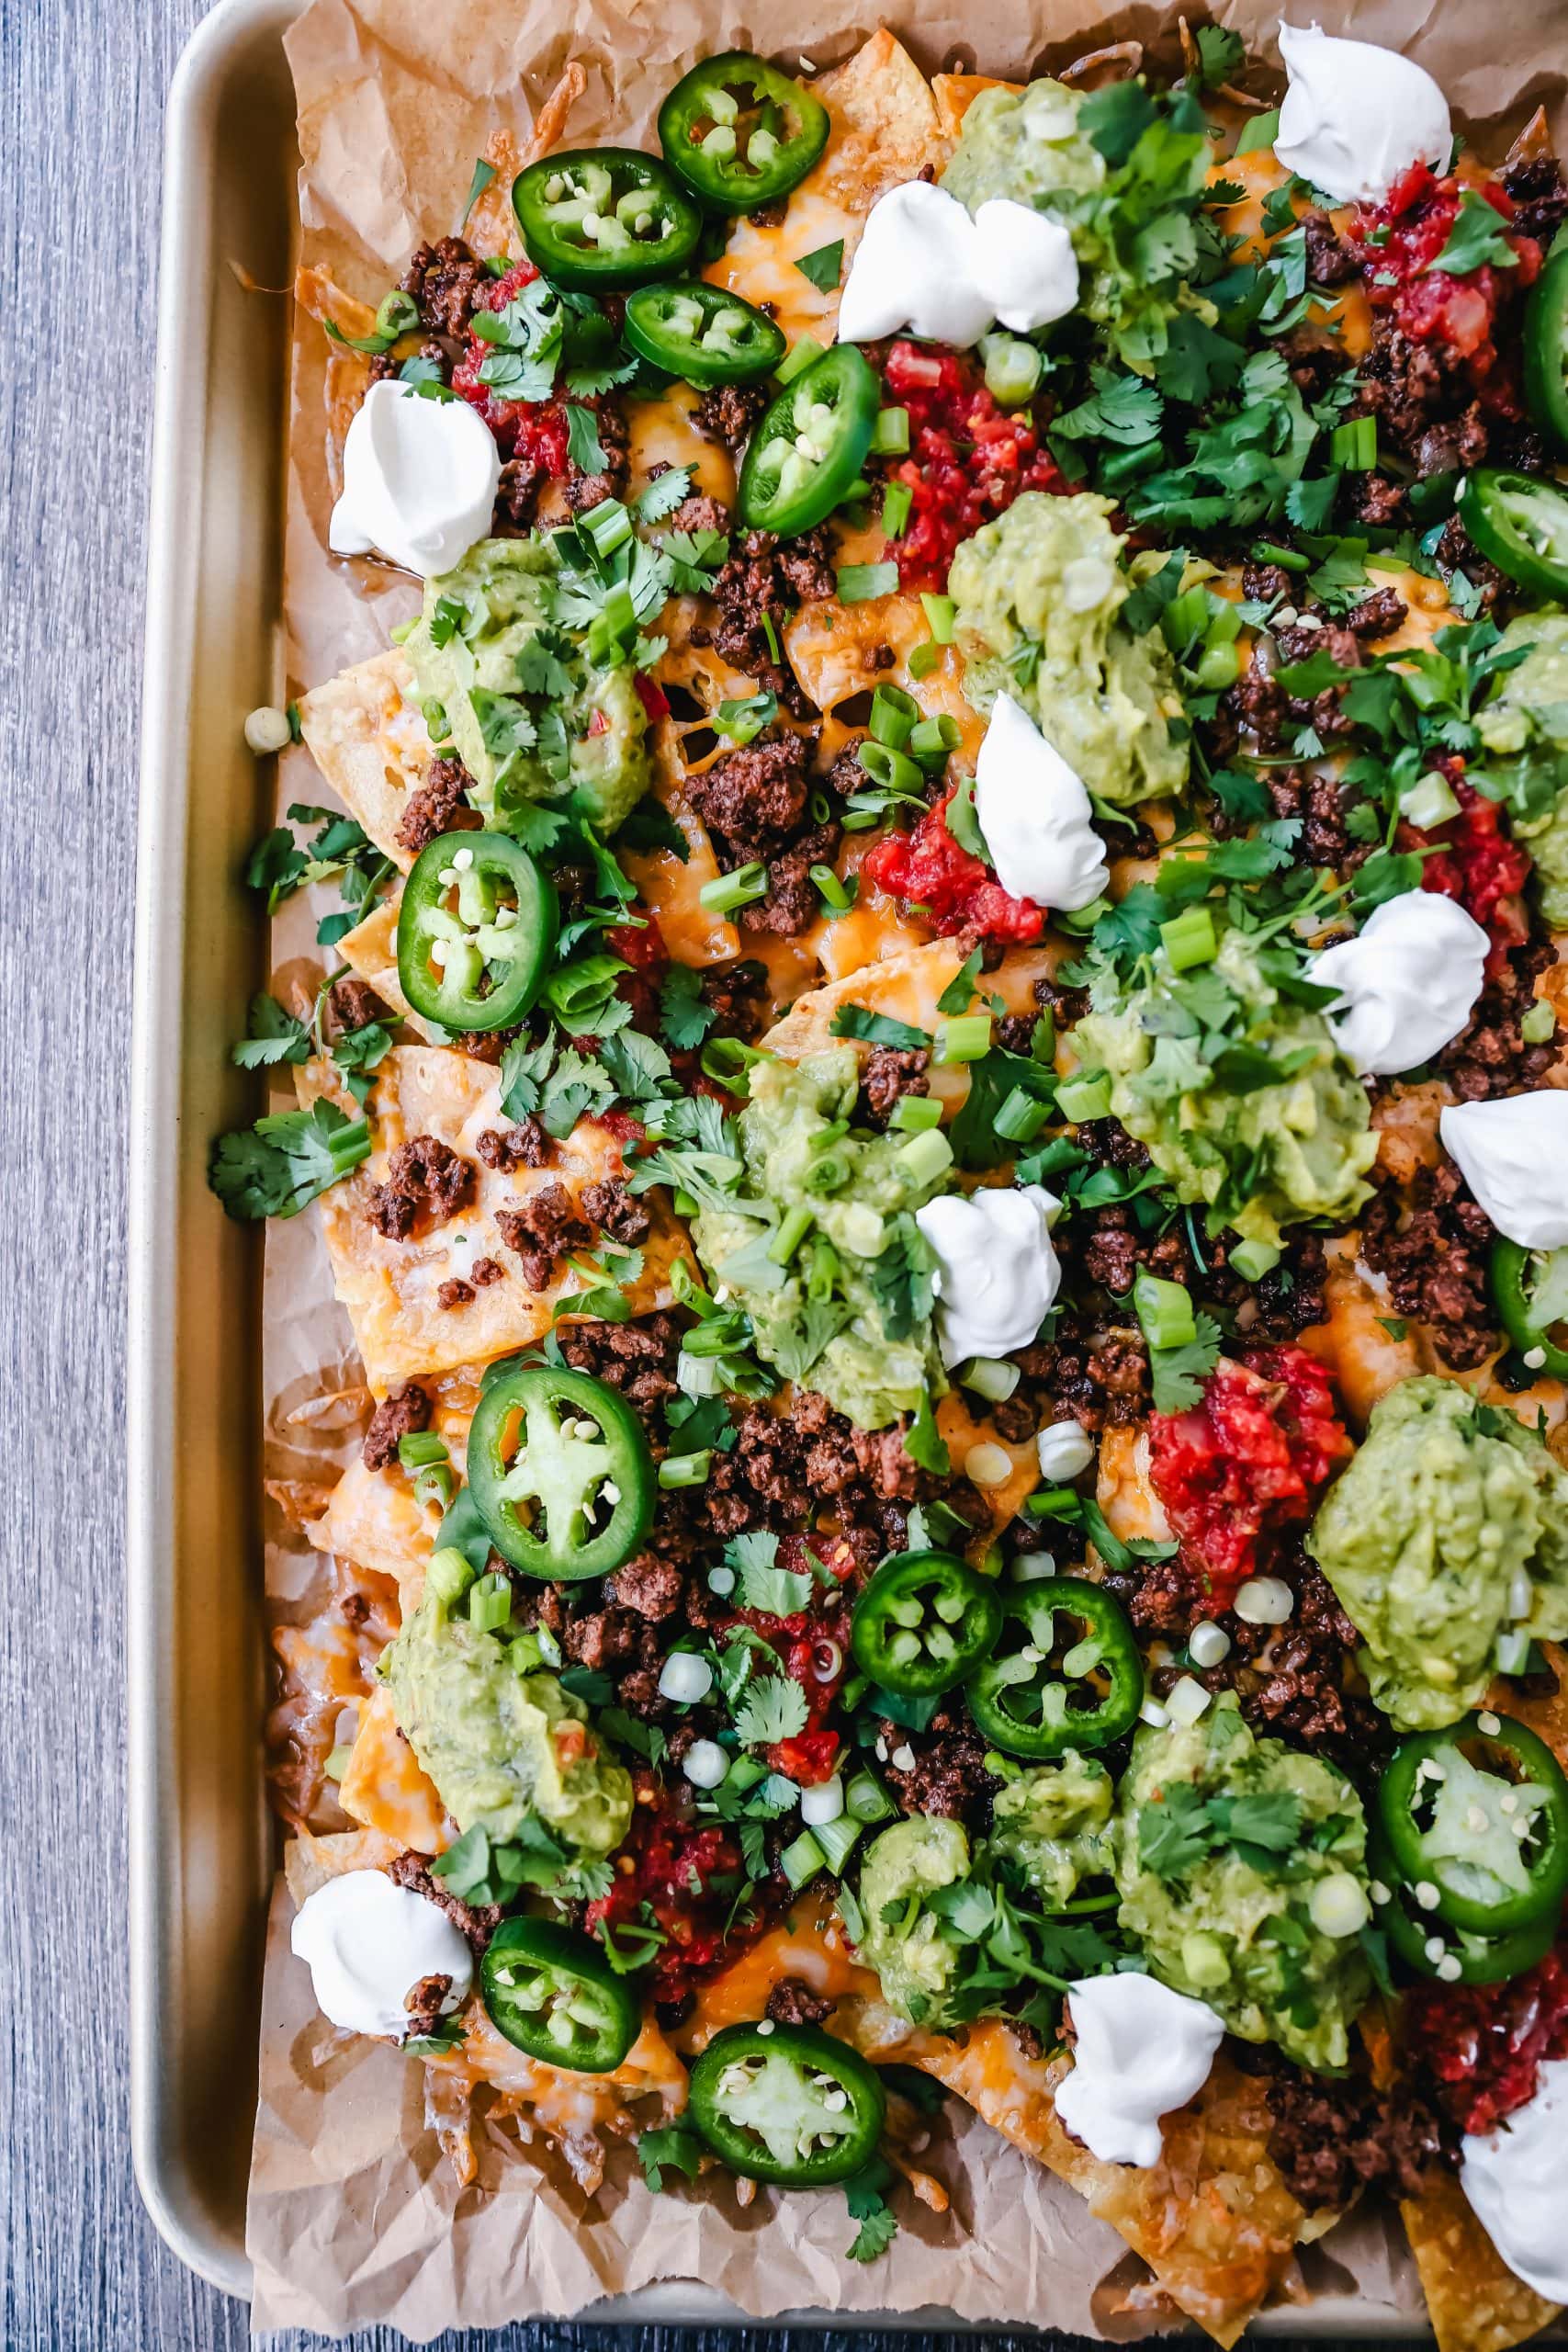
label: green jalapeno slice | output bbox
[1491,1238,1568,1383]
[1367,1825,1561,1986]
[481,1919,640,2072]
[964,1577,1143,1760]
[1525,243,1568,451]
[396,829,557,1032]
[851,1550,1002,1697]
[737,345,879,535]
[467,1364,655,1580]
[512,148,703,290]
[658,52,829,214]
[1377,1711,1568,1937]
[623,279,786,387]
[1457,467,1568,602]
[686,2021,886,2184]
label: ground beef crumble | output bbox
[366,1136,474,1239]
[1434,940,1559,1100]
[1235,2044,1449,2211]
[1359,1159,1500,1370]
[859,1045,931,1128]
[476,1118,550,1171]
[396,754,482,858]
[494,1179,592,1291]
[388,1849,502,1954]
[878,1703,999,1832]
[765,1975,834,2028]
[361,1381,433,1471]
[703,526,836,716]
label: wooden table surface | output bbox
[0,2,1412,2347]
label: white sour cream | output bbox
[1461,2058,1568,2301]
[974,692,1110,913]
[290,1868,474,2040]
[1440,1091,1568,1250]
[329,379,501,579]
[915,1184,1062,1367]
[1275,23,1453,208]
[837,182,1077,351]
[1054,1973,1226,2168]
[1309,889,1488,1076]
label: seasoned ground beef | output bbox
[1501,153,1568,249]
[696,1391,909,1555]
[581,1177,651,1244]
[1351,470,1408,528]
[401,1973,456,2040]
[1434,941,1558,1101]
[1432,514,1508,609]
[766,1975,834,2028]
[699,958,772,1044]
[1069,1205,1329,1343]
[397,234,487,339]
[1236,2046,1449,2211]
[389,1849,502,1954]
[476,1118,550,1171]
[669,489,732,538]
[705,526,836,715]
[1345,584,1410,641]
[397,755,482,857]
[558,1312,682,1421]
[471,1256,502,1285]
[328,974,390,1035]
[859,1045,931,1128]
[1300,209,1359,286]
[435,1277,474,1308]
[1359,1159,1499,1370]
[877,1704,999,1832]
[607,1554,685,1619]
[494,1179,592,1290]
[562,393,630,514]
[1241,1558,1386,1769]
[366,1135,475,1238]
[694,380,770,455]
[1010,1318,1150,1432]
[687,732,809,858]
[741,819,843,937]
[495,456,548,531]
[361,1381,433,1471]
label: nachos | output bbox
[226,18,1568,2345]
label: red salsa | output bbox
[1405,764,1532,967]
[452,259,574,470]
[1147,1345,1352,1612]
[878,341,1065,594]
[1348,165,1540,391]
[587,1771,766,2007]
[1406,1943,1568,2136]
[863,786,1044,945]
[722,1532,855,1789]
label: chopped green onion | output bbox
[775,333,824,384]
[811,863,854,912]
[780,1829,827,1890]
[1250,538,1311,573]
[426,1545,476,1610]
[582,498,633,558]
[907,639,941,680]
[1230,1238,1282,1282]
[1330,414,1377,471]
[920,592,956,643]
[699,862,769,913]
[1161,586,1212,654]
[1160,906,1218,971]
[1133,1267,1197,1351]
[659,1450,713,1489]
[1397,770,1461,830]
[413,1462,457,1513]
[586,579,637,662]
[769,1203,816,1265]
[936,1013,993,1066]
[872,406,910,456]
[845,1769,896,1825]
[1495,1627,1534,1676]
[1099,439,1163,492]
[993,1085,1052,1144]
[896,1127,954,1185]
[979,331,1043,408]
[398,1431,449,1471]
[959,1356,1021,1405]
[812,1815,863,1873]
[881,480,913,538]
[1193,639,1242,690]
[857,740,925,795]
[909,714,960,771]
[468,1570,514,1634]
[870,684,920,750]
[805,1233,840,1304]
[1522,999,1557,1044]
[700,1035,767,1091]
[1055,1070,1111,1123]
[890,1095,942,1134]
[838,560,899,605]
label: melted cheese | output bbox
[337,1683,450,1852]
[705,189,861,345]
[936,1388,1042,1544]
[1207,148,1372,359]
[676,1909,880,2049]
[626,383,734,506]
[1095,1425,1174,1548]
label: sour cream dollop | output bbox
[915,1183,1062,1366]
[1054,1973,1226,2168]
[1440,1091,1568,1250]
[330,379,501,579]
[837,181,1078,350]
[1309,890,1488,1077]
[975,692,1110,913]
[1274,23,1452,208]
[290,1868,473,2040]
[1461,2058,1568,2301]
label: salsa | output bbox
[863,785,1044,944]
[451,259,575,468]
[1349,164,1541,387]
[1406,1941,1568,2135]
[878,342,1064,594]
[1405,764,1533,966]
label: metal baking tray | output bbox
[130,0,1424,2326]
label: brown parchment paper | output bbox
[246,0,1568,2335]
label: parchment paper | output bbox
[247,0,1568,2333]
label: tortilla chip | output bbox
[333,889,434,1035]
[297,646,428,872]
[308,1044,693,1391]
[931,71,1019,146]
[336,1684,450,1853]
[807,29,945,208]
[1401,2168,1559,2352]
[761,939,1058,1109]
[282,1826,404,1908]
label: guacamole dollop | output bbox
[1115,1695,1371,2072]
[691,1048,948,1430]
[856,1815,970,2027]
[381,1582,633,1852]
[949,493,1188,808]
[1308,1376,1568,1730]
[987,1752,1117,1908]
[1074,927,1376,1246]
[1477,612,1568,928]
[405,536,652,834]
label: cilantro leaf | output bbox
[844,2158,899,2262]
[733,1672,810,1747]
[660,962,717,1050]
[460,156,497,225]
[904,1384,950,1476]
[634,465,695,526]
[829,1003,931,1050]
[637,2123,705,2192]
[726,1529,814,1618]
[1137,1784,1213,1881]
[1428,189,1519,278]
[795,240,844,293]
[1194,23,1245,84]
[231,992,311,1069]
[936,944,985,1016]
[209,1098,370,1221]
[1049,364,1164,449]
[1148,1312,1222,1414]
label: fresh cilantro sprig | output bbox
[209,1098,370,1221]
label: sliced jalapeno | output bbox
[737,345,879,536]
[686,2021,885,2184]
[1492,1238,1568,1383]
[1377,1711,1568,1937]
[658,52,829,214]
[468,1365,655,1580]
[851,1550,1002,1697]
[1525,243,1568,452]
[1457,468,1568,602]
[623,279,786,387]
[965,1577,1143,1760]
[396,829,557,1032]
[481,1918,640,2072]
[1367,1825,1561,1986]
[512,148,704,291]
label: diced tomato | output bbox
[1348,166,1540,393]
[768,1727,841,1788]
[1147,1346,1353,1611]
[588,1773,769,2004]
[863,787,1044,944]
[634,672,671,722]
[879,341,1066,593]
[552,1718,589,1765]
[450,258,575,465]
[1405,763,1532,969]
[1405,1945,1568,2136]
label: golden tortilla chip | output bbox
[297,647,427,872]
[306,1044,692,1391]
[931,71,1019,146]
[336,1684,450,1852]
[1401,2168,1558,2352]
[808,29,945,207]
[762,938,1057,1096]
[282,1825,402,1907]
